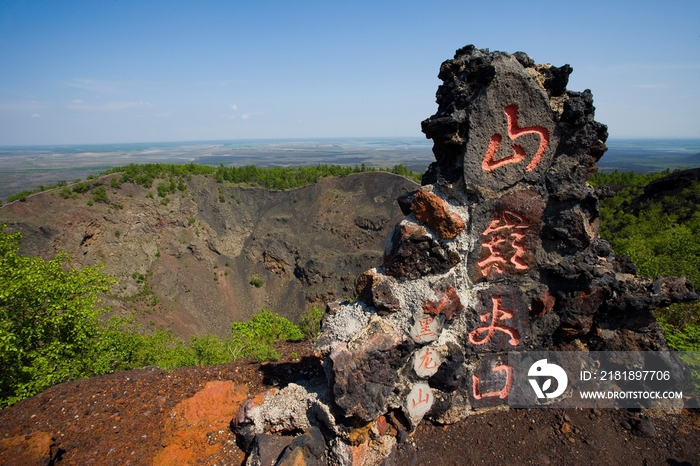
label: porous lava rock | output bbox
[233,45,698,465]
[0,431,59,466]
[410,189,466,239]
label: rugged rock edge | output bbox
[232,45,698,466]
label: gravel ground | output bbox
[1,340,698,465]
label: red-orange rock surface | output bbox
[0,431,55,466]
[410,190,465,239]
[153,380,249,465]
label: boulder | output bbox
[236,45,698,465]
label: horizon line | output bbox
[2,136,700,149]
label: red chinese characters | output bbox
[482,104,549,173]
[468,296,521,347]
[472,364,514,400]
[411,387,431,407]
[477,210,530,277]
[406,383,434,422]
[412,315,439,343]
[419,348,437,369]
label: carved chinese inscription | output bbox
[471,189,544,282]
[482,104,550,172]
[477,210,530,277]
[406,383,434,422]
[413,346,443,378]
[465,287,528,353]
[472,363,513,400]
[411,315,441,343]
[468,296,521,347]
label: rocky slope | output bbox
[0,171,417,337]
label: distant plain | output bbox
[1,137,699,202]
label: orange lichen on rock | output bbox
[153,380,249,466]
[411,190,465,239]
[0,431,55,466]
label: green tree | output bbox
[92,185,108,203]
[0,226,114,407]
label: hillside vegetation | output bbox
[2,162,422,205]
[0,224,323,408]
[591,169,700,351]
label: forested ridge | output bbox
[591,169,700,351]
[1,162,422,205]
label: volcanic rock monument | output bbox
[233,45,697,465]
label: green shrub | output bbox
[188,335,234,366]
[156,181,169,197]
[59,187,72,199]
[0,226,114,407]
[177,178,187,192]
[72,182,90,194]
[6,190,31,203]
[92,186,108,203]
[299,305,324,341]
[250,274,263,288]
[230,309,303,362]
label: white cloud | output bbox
[230,104,237,110]
[239,112,263,120]
[31,113,40,118]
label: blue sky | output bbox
[0,0,698,145]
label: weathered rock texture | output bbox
[0,172,416,338]
[234,45,698,465]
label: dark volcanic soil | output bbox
[1,340,698,466]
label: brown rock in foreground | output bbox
[410,190,465,239]
[0,340,698,465]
